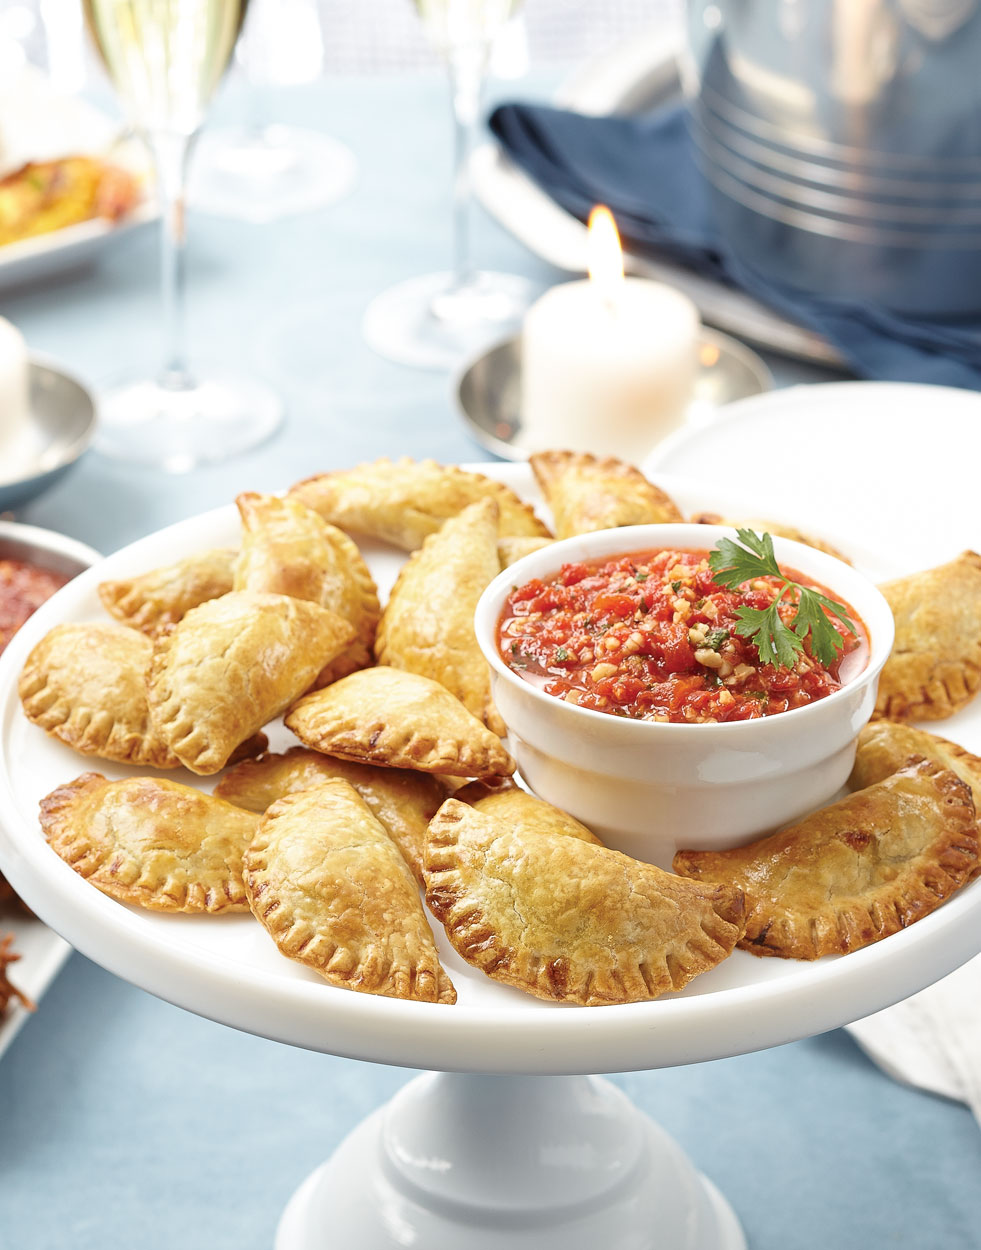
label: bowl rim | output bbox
[0,355,98,492]
[475,522,895,738]
[0,518,101,572]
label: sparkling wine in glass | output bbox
[84,0,283,470]
[362,0,538,371]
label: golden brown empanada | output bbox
[289,457,550,551]
[690,514,850,563]
[285,666,515,779]
[245,781,456,1003]
[497,536,554,569]
[233,492,380,684]
[529,450,683,540]
[453,781,603,845]
[40,773,258,912]
[850,721,981,800]
[876,551,981,721]
[673,759,978,960]
[215,746,444,884]
[375,497,503,734]
[425,800,744,1005]
[148,591,355,775]
[98,549,236,636]
[20,623,181,768]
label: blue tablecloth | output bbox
[1,73,978,1250]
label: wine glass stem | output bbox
[446,48,489,298]
[149,131,195,390]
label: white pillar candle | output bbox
[0,317,30,465]
[520,209,700,464]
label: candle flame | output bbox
[587,205,624,306]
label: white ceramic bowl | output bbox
[475,524,894,866]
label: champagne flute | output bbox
[362,0,538,370]
[84,0,283,470]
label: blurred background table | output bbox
[0,46,977,1250]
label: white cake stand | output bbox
[2,469,981,1250]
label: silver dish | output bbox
[0,358,97,513]
[454,328,772,461]
[0,519,100,580]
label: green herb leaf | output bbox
[704,627,729,652]
[554,646,570,662]
[791,589,854,666]
[671,579,683,594]
[634,570,648,582]
[733,604,805,669]
[708,528,782,587]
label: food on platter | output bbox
[20,623,188,768]
[245,782,456,1004]
[850,721,981,827]
[233,492,380,686]
[0,934,32,1018]
[499,535,863,723]
[875,551,981,722]
[285,667,516,779]
[498,536,553,568]
[673,759,978,959]
[39,773,258,913]
[690,513,849,563]
[453,781,603,845]
[425,799,746,1005]
[98,548,236,636]
[529,449,683,539]
[376,498,504,734]
[289,456,550,551]
[0,156,139,248]
[1,559,69,655]
[216,747,444,886]
[147,592,354,775]
[15,452,981,1007]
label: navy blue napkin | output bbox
[489,102,981,389]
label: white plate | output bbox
[0,452,979,1075]
[0,200,156,292]
[473,24,841,366]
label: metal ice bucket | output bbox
[682,0,981,316]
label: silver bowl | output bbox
[0,358,97,513]
[0,520,101,582]
[453,327,772,460]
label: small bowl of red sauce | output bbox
[0,521,100,659]
[474,524,894,866]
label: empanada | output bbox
[215,746,444,884]
[20,623,181,769]
[690,514,849,563]
[245,781,456,1003]
[148,591,355,775]
[673,759,978,960]
[375,498,503,734]
[289,457,549,551]
[40,773,258,912]
[233,492,380,684]
[497,536,553,569]
[876,551,981,721]
[285,666,515,779]
[98,548,236,636]
[425,799,745,1005]
[850,721,981,800]
[529,450,683,540]
[453,781,603,845]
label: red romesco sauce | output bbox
[498,548,867,724]
[0,559,68,656]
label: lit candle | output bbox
[0,317,30,472]
[520,207,700,463]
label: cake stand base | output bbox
[276,1072,746,1250]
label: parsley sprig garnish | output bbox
[707,529,855,668]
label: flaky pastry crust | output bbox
[375,497,503,734]
[245,781,456,1003]
[875,551,981,721]
[425,800,745,1005]
[40,773,258,912]
[285,667,515,779]
[215,746,443,884]
[98,548,235,636]
[453,781,603,844]
[673,759,978,960]
[288,456,549,550]
[529,450,683,540]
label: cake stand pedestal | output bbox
[276,1072,744,1250]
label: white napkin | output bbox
[847,953,981,1122]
